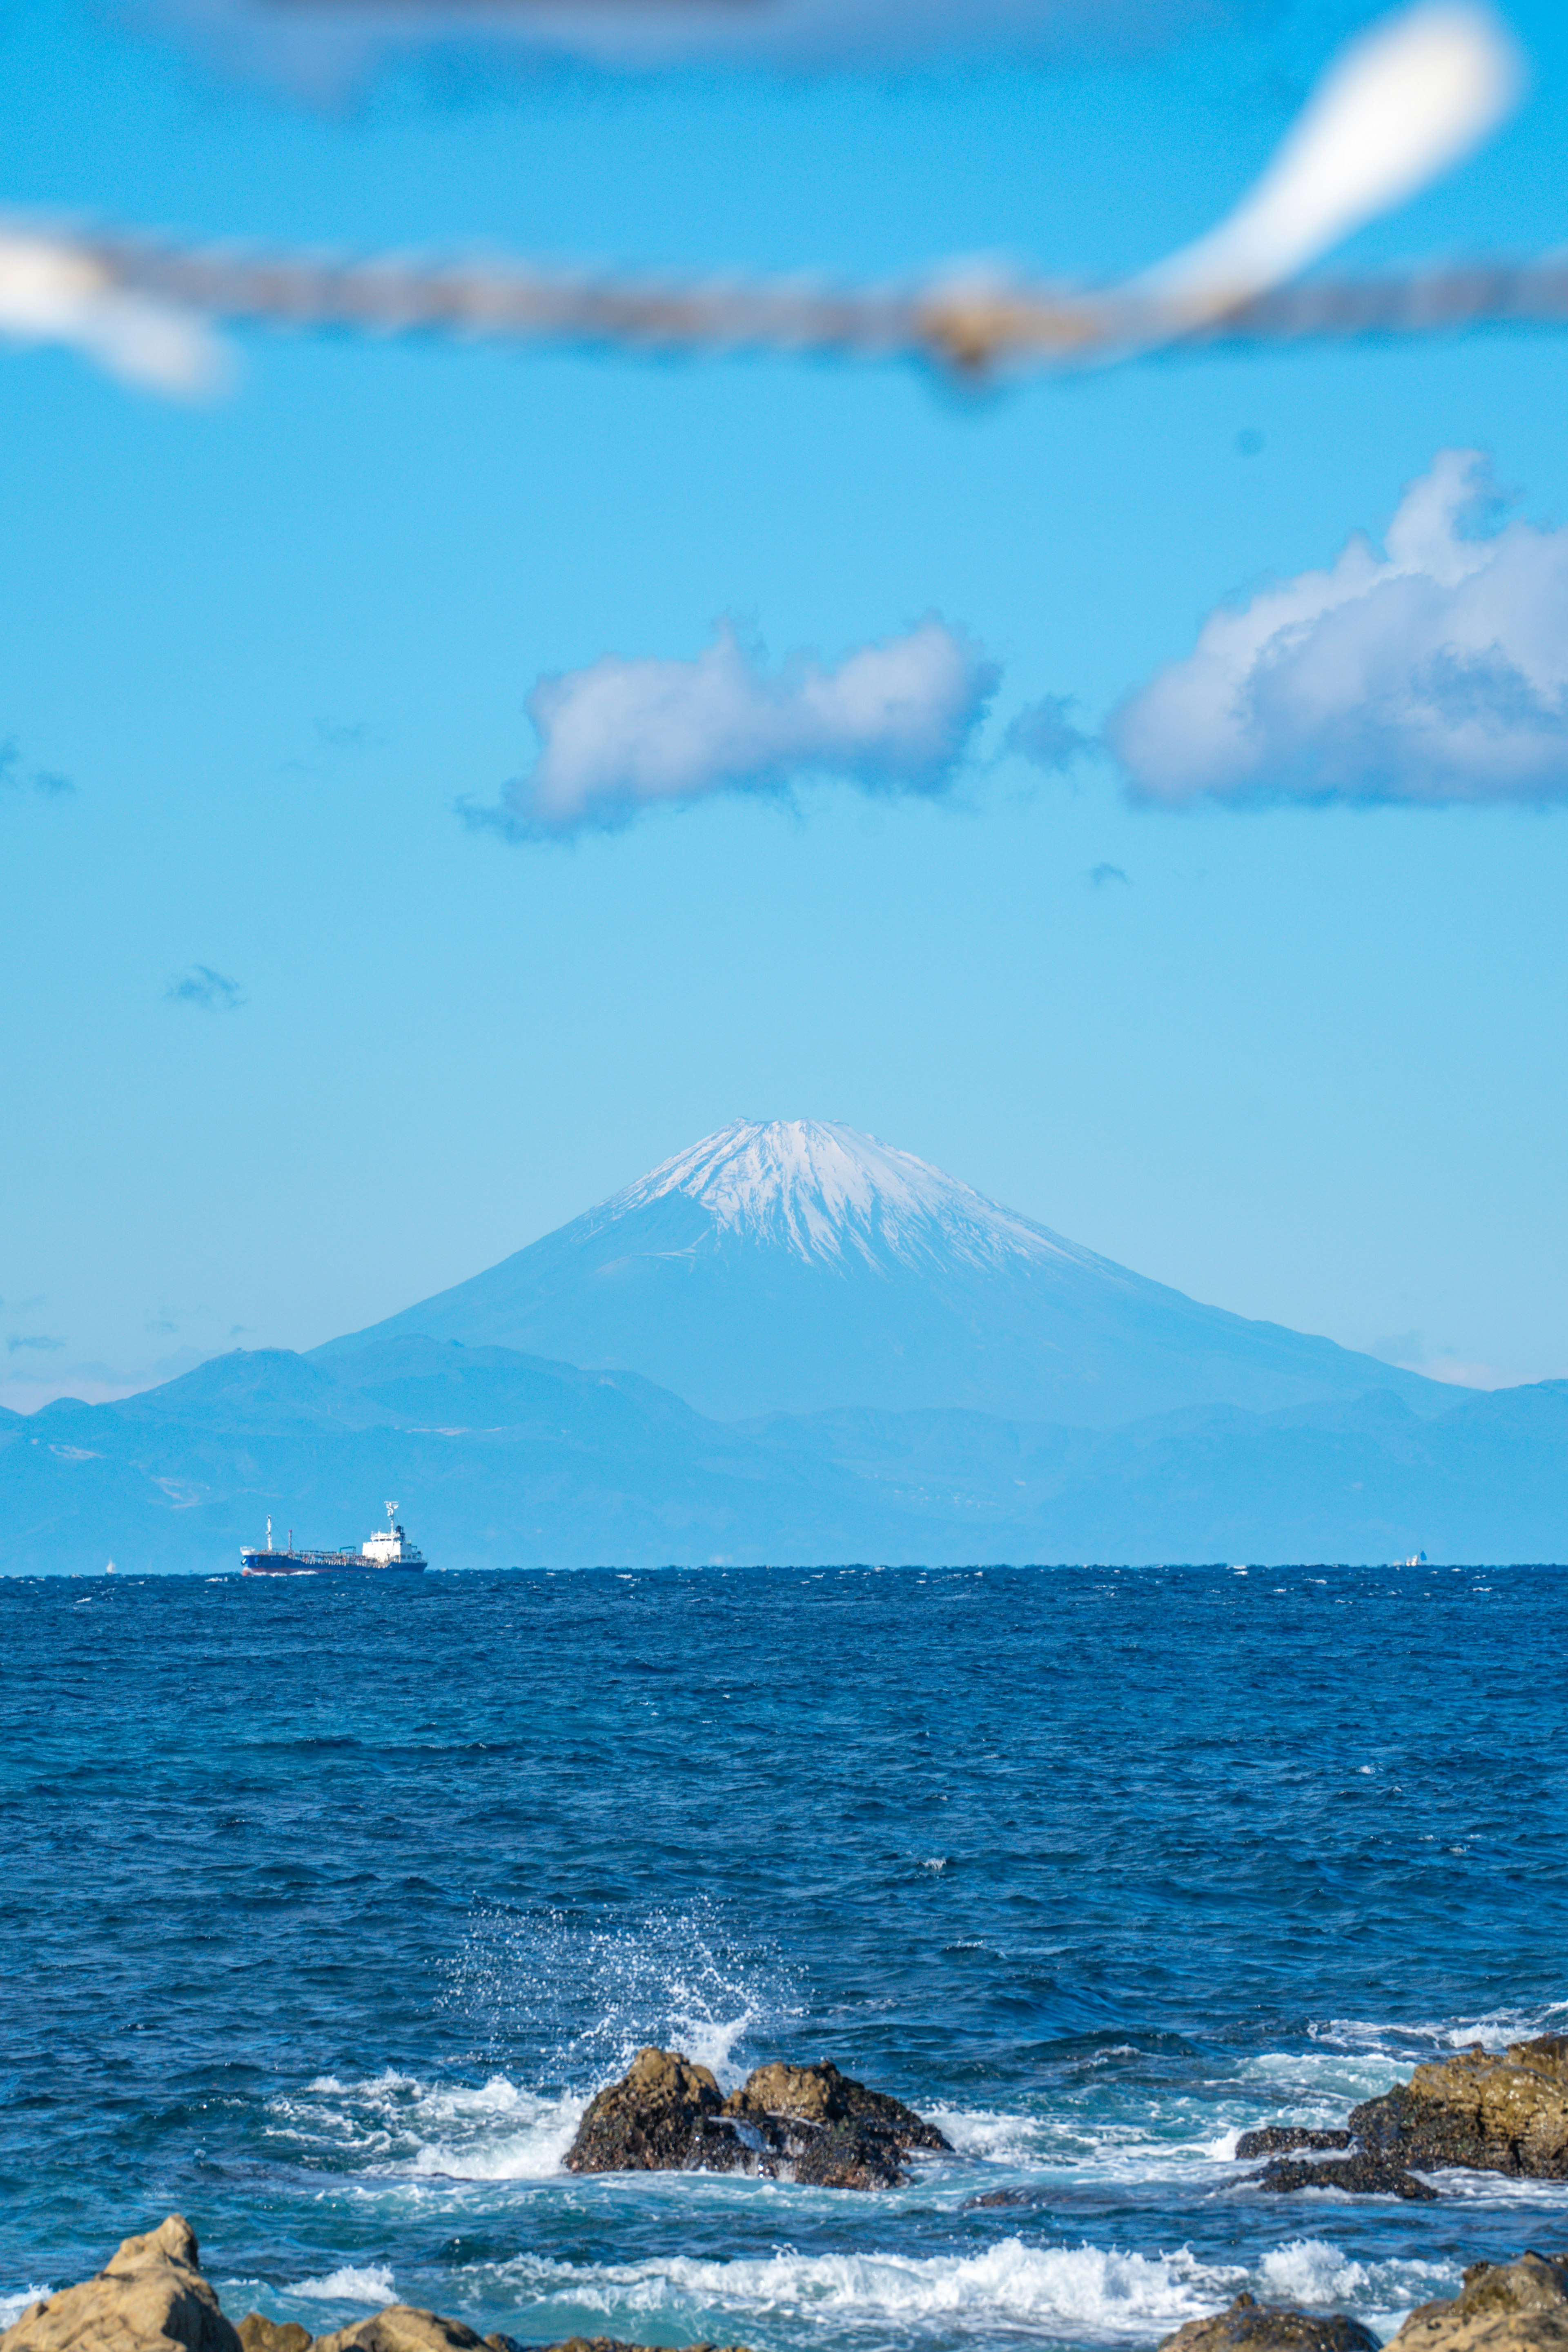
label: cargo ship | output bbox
[241,1502,428,1576]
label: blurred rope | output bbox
[0,8,1544,393]
[58,229,1568,375]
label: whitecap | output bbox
[497,2236,1247,2338]
[1257,2240,1459,2329]
[924,2104,1049,2164]
[0,2288,48,2329]
[293,2267,396,2303]
[408,2080,584,2180]
[1259,2240,1370,2305]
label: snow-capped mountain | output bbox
[606,1119,1091,1274]
[323,1118,1450,1426]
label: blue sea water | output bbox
[2,1561,1564,2351]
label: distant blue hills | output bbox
[4,1121,1563,1570]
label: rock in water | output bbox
[1256,2150,1439,2201]
[0,2216,243,2352]
[1350,2036,1568,2178]
[564,2048,950,2187]
[565,2047,726,2173]
[727,2060,948,2148]
[725,2059,950,2188]
[1234,2128,1352,2158]
[1157,2292,1380,2352]
[1387,2250,1568,2351]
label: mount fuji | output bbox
[11,1122,1558,1570]
[323,1119,1449,1426]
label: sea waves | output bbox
[8,1563,1568,2352]
[269,2072,586,2183]
[475,2236,1461,2345]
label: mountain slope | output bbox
[322,1119,1452,1425]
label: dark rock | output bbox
[1236,2128,1353,2158]
[562,2047,948,2189]
[1386,2248,1568,2351]
[1238,2031,1568,2198]
[1158,2292,1379,2352]
[726,2061,949,2152]
[239,2323,313,2352]
[1256,2151,1438,2201]
[964,2187,1048,2210]
[1350,2036,1568,2179]
[789,2119,908,2190]
[565,2048,724,2175]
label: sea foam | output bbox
[499,2238,1249,2337]
[294,2267,398,2304]
[0,2288,49,2329]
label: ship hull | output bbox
[241,1550,426,1576]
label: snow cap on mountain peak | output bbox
[609,1118,1085,1273]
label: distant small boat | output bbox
[241,1502,428,1577]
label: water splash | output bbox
[441,1897,802,2090]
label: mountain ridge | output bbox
[2,1332,1557,1575]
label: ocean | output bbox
[2,1560,1563,2351]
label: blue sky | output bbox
[4,0,1568,1410]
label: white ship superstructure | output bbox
[241,1502,428,1577]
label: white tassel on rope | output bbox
[0,229,229,394]
[1127,2,1523,330]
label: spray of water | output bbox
[440,1898,802,2092]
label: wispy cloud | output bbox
[1110,450,1568,805]
[315,717,380,751]
[1004,694,1095,774]
[0,736,75,798]
[7,1334,65,1353]
[1088,861,1130,887]
[166,965,245,1009]
[473,618,999,840]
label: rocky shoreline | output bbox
[1234,2031,1568,2202]
[0,2219,749,2352]
[1155,2254,1568,2352]
[10,2212,1568,2352]
[12,2037,1568,2352]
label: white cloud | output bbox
[484,618,998,838]
[1109,450,1568,804]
